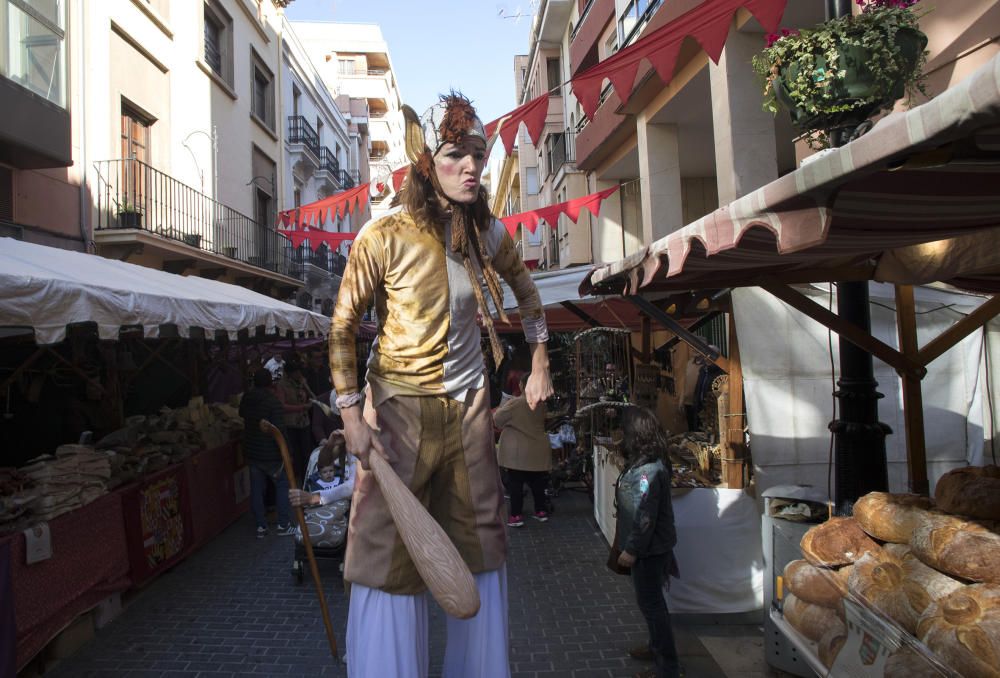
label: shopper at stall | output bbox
[276,352,316,483]
[329,92,552,677]
[615,406,680,678]
[495,373,552,526]
[239,368,293,538]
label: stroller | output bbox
[291,445,351,584]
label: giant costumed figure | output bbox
[327,92,554,678]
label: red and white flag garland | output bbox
[501,186,619,236]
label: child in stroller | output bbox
[288,432,355,583]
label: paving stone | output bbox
[44,487,749,677]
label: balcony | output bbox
[288,116,321,170]
[338,169,359,189]
[316,147,343,192]
[569,0,614,76]
[546,131,576,179]
[93,158,299,283]
[291,246,347,277]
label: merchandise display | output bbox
[773,474,1000,676]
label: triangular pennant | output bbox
[607,59,641,107]
[691,12,733,64]
[645,40,683,86]
[744,0,787,34]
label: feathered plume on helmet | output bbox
[401,92,505,178]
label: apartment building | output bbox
[281,13,363,312]
[512,0,1000,269]
[1,0,364,303]
[291,22,404,220]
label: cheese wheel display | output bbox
[910,512,1000,584]
[916,584,1000,678]
[783,592,846,643]
[800,516,881,567]
[783,559,851,609]
[854,491,934,543]
[935,465,1000,522]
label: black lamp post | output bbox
[826,0,891,513]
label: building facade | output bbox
[506,0,1000,270]
[1,0,364,304]
[290,21,404,221]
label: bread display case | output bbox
[766,470,1000,677]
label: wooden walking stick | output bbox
[365,449,480,619]
[260,420,340,662]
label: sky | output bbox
[285,0,535,125]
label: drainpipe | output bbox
[76,0,90,250]
[826,0,891,512]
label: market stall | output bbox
[581,53,1000,675]
[0,238,330,671]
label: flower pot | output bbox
[772,26,927,134]
[117,212,142,229]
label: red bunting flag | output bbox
[484,94,550,155]
[571,0,786,119]
[501,186,619,236]
[277,183,370,229]
[277,229,357,250]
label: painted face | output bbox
[318,465,337,482]
[433,137,487,204]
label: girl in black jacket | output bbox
[615,406,681,678]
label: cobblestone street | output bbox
[44,488,770,677]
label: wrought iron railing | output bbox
[94,158,297,278]
[319,147,340,176]
[337,169,358,189]
[546,131,576,178]
[291,245,348,275]
[288,116,320,159]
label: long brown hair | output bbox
[395,164,493,231]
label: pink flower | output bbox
[765,27,799,48]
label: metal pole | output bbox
[826,0,891,512]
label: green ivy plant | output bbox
[752,1,929,148]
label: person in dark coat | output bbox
[239,368,293,537]
[615,406,680,678]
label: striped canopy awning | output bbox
[582,54,1000,297]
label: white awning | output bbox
[0,238,329,344]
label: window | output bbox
[250,50,274,130]
[337,59,355,76]
[5,0,66,107]
[292,84,301,117]
[546,58,561,93]
[617,0,661,48]
[525,167,539,195]
[203,1,233,86]
[251,146,276,228]
[316,118,323,145]
[121,103,151,163]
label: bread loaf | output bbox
[783,592,846,642]
[883,543,965,603]
[883,646,952,677]
[818,625,846,669]
[801,516,881,567]
[935,465,1000,521]
[783,559,850,609]
[854,492,934,543]
[848,551,923,634]
[910,512,1000,584]
[916,583,1000,678]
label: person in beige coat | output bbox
[495,373,552,527]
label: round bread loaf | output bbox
[783,592,845,643]
[783,559,850,609]
[935,465,1000,521]
[801,516,881,567]
[883,645,952,677]
[882,543,965,603]
[848,551,923,634]
[917,584,1000,678]
[854,492,934,543]
[910,512,1000,584]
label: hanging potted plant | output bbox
[752,0,928,148]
